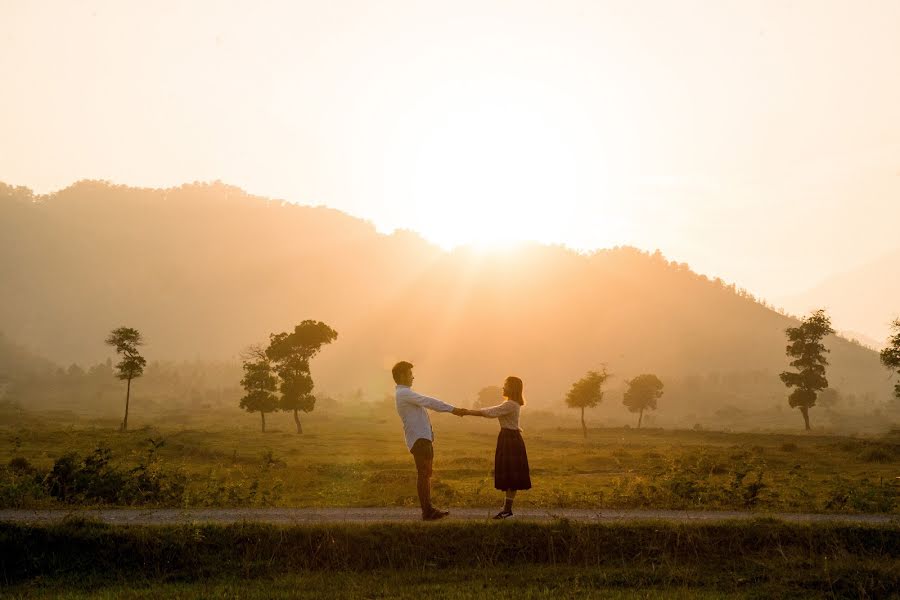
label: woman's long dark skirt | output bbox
[494,428,532,491]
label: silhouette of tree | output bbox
[66,363,85,378]
[474,385,503,408]
[779,309,834,431]
[623,374,664,428]
[565,368,610,438]
[239,345,278,432]
[880,318,900,401]
[105,327,146,432]
[265,320,338,434]
[817,387,842,409]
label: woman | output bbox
[465,376,531,519]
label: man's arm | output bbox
[403,390,456,413]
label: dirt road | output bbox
[1,507,897,525]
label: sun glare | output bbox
[401,97,584,251]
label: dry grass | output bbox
[1,412,899,513]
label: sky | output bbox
[2,0,899,314]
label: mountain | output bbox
[0,181,892,422]
[0,332,56,382]
[776,249,900,348]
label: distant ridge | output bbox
[0,181,891,415]
[777,249,900,345]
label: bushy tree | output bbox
[565,368,610,438]
[622,374,664,428]
[266,320,338,433]
[880,318,900,401]
[817,387,842,409]
[779,309,834,431]
[474,385,503,408]
[105,327,146,432]
[239,346,278,432]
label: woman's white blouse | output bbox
[480,400,521,431]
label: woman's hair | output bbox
[504,376,525,406]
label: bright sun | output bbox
[400,98,584,251]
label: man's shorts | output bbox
[411,438,434,476]
[410,438,434,461]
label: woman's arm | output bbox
[477,401,515,418]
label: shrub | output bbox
[41,441,188,506]
[824,476,897,513]
[46,447,127,503]
[7,457,34,474]
[0,458,47,508]
[858,446,895,464]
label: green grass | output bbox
[0,569,824,599]
[2,519,898,598]
[1,412,899,512]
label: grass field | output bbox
[3,411,899,598]
[2,408,898,512]
[2,519,898,598]
[2,570,741,599]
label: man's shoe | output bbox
[423,508,450,521]
[492,510,513,520]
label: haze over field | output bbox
[1,182,894,432]
[777,250,900,349]
[1,2,899,431]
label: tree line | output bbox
[558,309,900,435]
[95,311,900,434]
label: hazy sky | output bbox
[2,1,899,305]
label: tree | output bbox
[239,345,278,432]
[265,320,338,434]
[779,309,834,431]
[474,385,503,408]
[622,374,664,428]
[565,368,610,438]
[105,327,147,432]
[880,318,900,401]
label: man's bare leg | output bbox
[412,440,447,520]
[416,462,432,514]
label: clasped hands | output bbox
[452,408,479,417]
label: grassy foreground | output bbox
[2,518,899,598]
[0,569,814,599]
[2,415,899,513]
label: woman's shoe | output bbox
[492,510,513,520]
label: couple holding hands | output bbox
[392,361,531,521]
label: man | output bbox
[392,361,464,521]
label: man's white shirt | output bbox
[395,385,455,450]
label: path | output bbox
[1,507,897,525]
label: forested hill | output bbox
[0,181,890,412]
